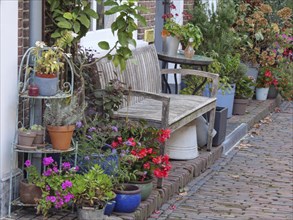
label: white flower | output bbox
[71,32,78,38]
[35,41,46,48]
[65,53,72,58]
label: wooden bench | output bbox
[96,44,219,187]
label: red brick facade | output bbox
[18,0,30,64]
[138,0,157,40]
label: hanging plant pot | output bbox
[18,130,36,146]
[47,125,75,150]
[256,87,269,100]
[77,206,106,220]
[129,177,153,201]
[19,179,42,204]
[233,99,249,115]
[34,73,58,96]
[114,184,141,213]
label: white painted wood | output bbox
[0,0,18,179]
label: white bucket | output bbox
[166,121,198,160]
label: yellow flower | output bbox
[259,4,272,14]
[239,3,247,12]
[277,7,292,20]
[271,23,280,33]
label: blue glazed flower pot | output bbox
[114,184,141,213]
[104,200,116,216]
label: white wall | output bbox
[0,0,18,180]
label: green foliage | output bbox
[180,23,203,49]
[191,0,240,58]
[70,164,115,208]
[235,75,255,99]
[44,95,85,126]
[47,0,100,43]
[162,20,182,38]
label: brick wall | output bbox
[18,0,30,64]
[138,0,157,40]
[183,0,195,23]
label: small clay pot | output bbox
[18,130,36,146]
[19,180,42,204]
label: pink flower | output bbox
[63,193,74,203]
[46,196,56,203]
[43,169,52,176]
[62,162,71,170]
[43,157,54,166]
[61,180,72,190]
[24,160,31,167]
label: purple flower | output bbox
[88,127,96,132]
[112,126,118,132]
[53,166,59,173]
[24,160,31,167]
[61,180,72,190]
[75,166,80,171]
[54,197,64,209]
[76,121,83,128]
[43,157,54,166]
[63,193,74,203]
[86,135,92,139]
[46,185,51,191]
[43,169,52,176]
[84,156,90,160]
[62,162,71,170]
[46,196,56,203]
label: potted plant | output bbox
[36,157,77,217]
[256,68,277,100]
[30,124,45,145]
[233,75,255,115]
[31,41,65,96]
[18,126,36,147]
[180,23,203,50]
[110,121,172,202]
[20,160,42,204]
[44,95,85,150]
[70,164,116,219]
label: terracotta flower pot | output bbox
[32,129,45,145]
[18,130,36,146]
[19,180,42,204]
[47,125,75,150]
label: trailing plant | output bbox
[44,95,85,126]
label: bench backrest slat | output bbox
[96,45,161,106]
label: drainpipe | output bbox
[155,0,169,53]
[29,0,43,171]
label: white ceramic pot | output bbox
[256,87,269,100]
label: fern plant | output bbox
[44,95,85,126]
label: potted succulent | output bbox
[30,124,45,145]
[70,164,116,219]
[32,41,65,96]
[20,160,42,204]
[36,157,77,217]
[233,75,255,115]
[44,95,85,150]
[18,125,36,147]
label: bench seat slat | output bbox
[114,94,216,131]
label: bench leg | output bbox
[207,107,216,151]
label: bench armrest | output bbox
[161,69,219,97]
[97,89,170,128]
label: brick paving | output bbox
[149,101,293,220]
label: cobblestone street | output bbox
[150,102,293,220]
